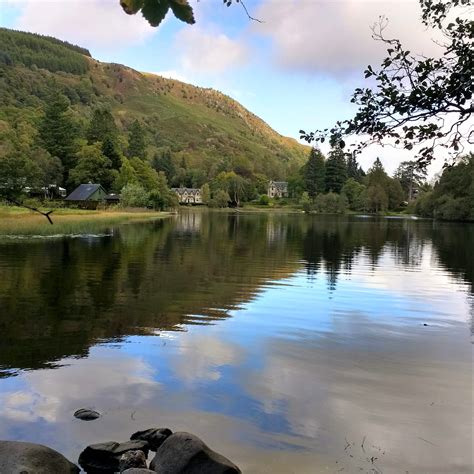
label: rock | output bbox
[0,440,79,473]
[119,450,147,472]
[130,428,172,451]
[122,469,155,473]
[74,408,101,421]
[78,440,149,473]
[122,470,155,473]
[149,432,241,474]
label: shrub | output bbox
[213,189,230,208]
[120,183,149,208]
[314,192,347,213]
[299,192,312,213]
[259,194,270,206]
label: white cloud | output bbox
[152,69,192,83]
[174,334,243,385]
[175,27,249,74]
[0,352,158,424]
[254,0,442,76]
[13,0,156,49]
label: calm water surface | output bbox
[0,212,472,473]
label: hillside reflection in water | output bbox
[0,212,472,473]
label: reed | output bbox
[0,207,169,237]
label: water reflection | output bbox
[0,212,472,473]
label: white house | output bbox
[267,181,288,198]
[172,187,203,204]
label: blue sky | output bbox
[0,0,453,175]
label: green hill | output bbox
[0,27,308,187]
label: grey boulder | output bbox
[130,428,172,451]
[149,432,241,474]
[119,450,147,472]
[0,440,79,473]
[78,440,149,473]
[74,408,101,421]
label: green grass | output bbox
[0,207,170,237]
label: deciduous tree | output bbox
[301,0,473,166]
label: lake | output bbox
[0,211,472,473]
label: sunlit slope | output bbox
[0,28,308,177]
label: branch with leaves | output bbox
[300,0,473,167]
[120,0,261,27]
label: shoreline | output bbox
[0,206,171,237]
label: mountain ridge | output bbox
[0,27,308,181]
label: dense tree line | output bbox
[295,147,405,214]
[0,28,89,75]
[295,146,473,221]
[413,154,473,221]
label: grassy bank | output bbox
[0,206,170,236]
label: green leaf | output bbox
[120,0,144,15]
[169,0,195,24]
[142,0,170,27]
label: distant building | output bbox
[105,193,121,204]
[24,184,66,199]
[65,183,108,208]
[172,187,202,204]
[267,181,288,198]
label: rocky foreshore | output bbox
[0,427,241,473]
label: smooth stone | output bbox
[73,408,101,421]
[130,428,172,451]
[149,432,241,474]
[0,440,79,473]
[119,450,147,472]
[78,440,149,473]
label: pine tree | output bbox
[127,120,147,160]
[102,136,122,170]
[86,108,118,144]
[38,93,77,180]
[151,148,175,181]
[346,152,364,181]
[303,148,325,199]
[325,147,347,193]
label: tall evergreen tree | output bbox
[127,120,147,160]
[325,147,347,193]
[38,93,77,179]
[304,148,326,199]
[151,148,175,182]
[102,136,122,170]
[346,152,364,181]
[86,108,118,144]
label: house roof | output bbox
[172,187,201,195]
[65,184,105,201]
[269,181,288,190]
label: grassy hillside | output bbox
[0,28,308,180]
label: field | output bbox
[0,206,170,236]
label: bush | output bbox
[414,191,435,217]
[299,192,312,213]
[434,196,470,221]
[213,189,230,208]
[259,194,270,206]
[120,183,149,208]
[314,192,347,213]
